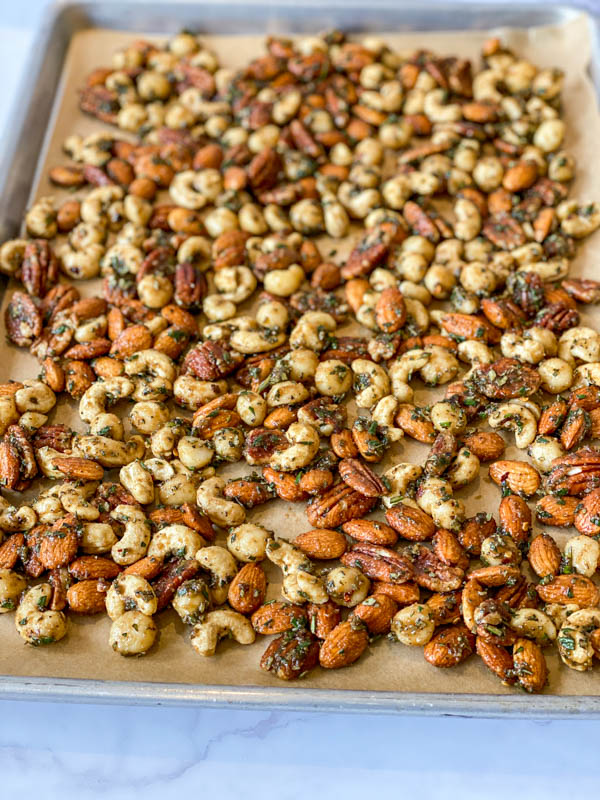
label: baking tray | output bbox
[1,0,600,716]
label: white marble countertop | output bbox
[2,1,600,795]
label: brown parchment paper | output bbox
[1,13,600,698]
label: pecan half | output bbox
[341,542,414,584]
[338,458,386,497]
[5,291,42,348]
[306,483,376,528]
[183,341,244,380]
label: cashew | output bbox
[325,566,370,607]
[266,538,312,575]
[109,610,157,656]
[527,435,565,473]
[190,609,255,656]
[564,536,600,577]
[81,522,118,554]
[130,401,170,435]
[558,609,600,672]
[454,198,482,241]
[558,327,600,364]
[500,328,555,365]
[230,327,287,354]
[197,477,245,527]
[509,609,557,646]
[195,545,239,604]
[371,395,404,442]
[488,402,539,449]
[110,505,152,565]
[0,239,27,276]
[0,569,27,613]
[124,350,175,383]
[419,346,459,386]
[282,570,328,605]
[417,477,464,532]
[173,376,228,410]
[74,434,145,468]
[0,395,18,435]
[15,584,67,645]
[26,196,57,238]
[289,311,337,351]
[214,266,257,304]
[57,481,100,521]
[266,380,309,408]
[269,422,320,472]
[430,400,467,434]
[350,359,390,408]
[79,377,134,423]
[105,574,158,621]
[15,381,56,414]
[537,357,573,393]
[381,465,423,507]
[158,473,198,506]
[447,447,480,488]
[227,523,271,563]
[148,524,205,560]
[392,603,435,646]
[169,170,207,209]
[172,578,211,626]
[119,461,155,505]
[388,349,430,402]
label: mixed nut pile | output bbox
[1,30,600,691]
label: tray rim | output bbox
[1,0,600,716]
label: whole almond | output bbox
[574,487,600,535]
[458,513,497,555]
[306,600,341,639]
[122,556,164,580]
[385,504,435,541]
[352,593,398,634]
[319,619,369,669]
[394,404,436,443]
[424,623,475,668]
[502,161,538,192]
[372,581,420,606]
[528,533,561,578]
[433,529,469,570]
[498,495,532,544]
[536,574,600,606]
[251,601,307,634]
[0,532,24,569]
[39,529,79,570]
[260,629,320,680]
[489,460,541,497]
[375,287,406,333]
[109,325,152,358]
[294,529,347,560]
[467,565,522,587]
[513,637,547,693]
[463,431,506,462]
[476,636,515,684]
[228,563,267,616]
[538,399,568,435]
[68,555,121,581]
[342,519,398,546]
[67,579,108,614]
[426,589,462,625]
[330,429,359,459]
[52,456,104,481]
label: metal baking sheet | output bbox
[1,0,600,716]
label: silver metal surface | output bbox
[1,0,599,715]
